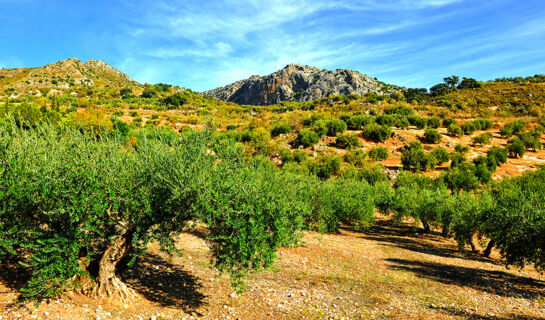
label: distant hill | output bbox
[0,58,138,97]
[204,64,401,105]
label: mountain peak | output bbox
[204,64,398,105]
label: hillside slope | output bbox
[204,64,399,105]
[0,58,138,97]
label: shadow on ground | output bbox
[387,258,545,299]
[349,219,498,264]
[121,253,206,313]
[432,305,545,320]
[0,259,32,292]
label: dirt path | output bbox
[2,219,545,319]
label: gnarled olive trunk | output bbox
[91,230,139,305]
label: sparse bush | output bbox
[368,146,389,161]
[362,124,392,142]
[472,132,493,146]
[423,129,442,144]
[313,119,328,137]
[431,147,450,165]
[447,123,463,137]
[295,129,320,148]
[335,133,359,150]
[270,123,291,137]
[401,141,437,172]
[507,137,525,158]
[426,117,441,129]
[326,118,347,136]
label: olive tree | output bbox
[0,124,308,302]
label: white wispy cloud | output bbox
[110,0,545,90]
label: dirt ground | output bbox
[2,218,545,320]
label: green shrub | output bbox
[507,137,525,158]
[443,163,480,193]
[487,147,508,165]
[423,128,442,144]
[270,123,291,137]
[376,114,396,127]
[335,133,360,150]
[454,144,469,154]
[401,141,437,172]
[384,105,414,116]
[326,119,347,136]
[500,120,525,137]
[343,149,368,167]
[295,129,320,148]
[447,123,463,137]
[307,154,342,179]
[460,121,477,135]
[426,117,441,129]
[519,131,542,151]
[431,147,449,164]
[362,124,392,142]
[368,146,389,161]
[346,115,375,130]
[472,132,493,146]
[408,115,427,129]
[313,120,328,137]
[442,117,457,127]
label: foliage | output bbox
[423,128,442,144]
[295,129,320,148]
[307,154,342,179]
[447,123,463,137]
[500,120,526,138]
[472,132,493,146]
[507,137,526,158]
[362,124,392,142]
[326,119,347,136]
[270,123,291,137]
[401,141,437,172]
[431,147,449,165]
[367,146,389,161]
[335,133,360,150]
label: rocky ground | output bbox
[2,218,545,319]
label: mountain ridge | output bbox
[204,64,401,105]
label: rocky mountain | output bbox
[0,58,138,97]
[204,64,400,105]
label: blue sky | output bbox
[1,0,544,91]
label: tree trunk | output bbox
[469,236,477,252]
[483,240,495,257]
[422,220,431,233]
[441,223,450,237]
[92,230,139,305]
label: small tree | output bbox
[362,124,392,142]
[472,132,493,146]
[423,129,442,144]
[431,147,449,164]
[295,129,320,148]
[507,138,525,158]
[326,119,347,136]
[426,117,441,129]
[367,146,389,161]
[270,123,291,137]
[335,133,360,150]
